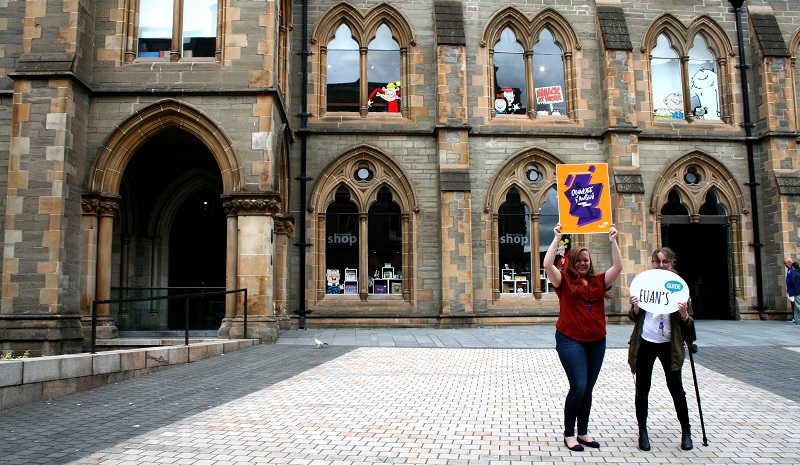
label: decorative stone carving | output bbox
[221,193,283,216]
[81,196,120,216]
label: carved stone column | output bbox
[80,196,120,339]
[219,193,282,342]
[273,214,295,329]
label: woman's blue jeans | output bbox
[555,330,606,437]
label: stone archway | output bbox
[81,100,245,338]
[650,152,747,318]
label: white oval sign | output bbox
[629,269,690,315]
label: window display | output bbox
[498,188,531,293]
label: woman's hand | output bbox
[608,224,618,241]
[630,296,640,315]
[543,223,564,289]
[677,301,690,321]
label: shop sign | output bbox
[328,233,357,245]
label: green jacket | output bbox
[627,307,694,374]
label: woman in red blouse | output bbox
[543,222,622,451]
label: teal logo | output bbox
[664,280,683,293]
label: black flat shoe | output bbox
[577,436,600,448]
[638,428,651,451]
[563,438,584,451]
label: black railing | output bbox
[91,288,248,354]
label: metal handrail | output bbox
[91,288,248,353]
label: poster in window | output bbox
[556,163,612,234]
[534,85,564,116]
[374,283,388,294]
[344,268,357,282]
[391,282,402,294]
[344,283,358,294]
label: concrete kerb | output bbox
[0,339,257,412]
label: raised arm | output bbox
[604,224,622,289]
[543,223,563,289]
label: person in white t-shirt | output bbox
[628,247,695,452]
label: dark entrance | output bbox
[122,128,226,331]
[167,188,226,329]
[661,221,734,319]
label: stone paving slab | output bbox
[1,321,798,464]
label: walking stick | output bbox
[686,341,709,446]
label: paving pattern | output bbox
[1,321,798,464]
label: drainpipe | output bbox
[730,0,765,319]
[294,0,313,328]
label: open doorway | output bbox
[119,128,226,331]
[661,221,734,319]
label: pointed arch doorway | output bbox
[121,128,226,330]
[660,218,733,320]
[84,99,248,339]
[652,156,746,320]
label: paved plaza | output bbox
[1,321,798,464]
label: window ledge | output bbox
[128,59,219,68]
[317,112,407,122]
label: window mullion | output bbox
[359,47,369,117]
[359,212,368,299]
[171,0,182,62]
[524,51,534,118]
[680,55,691,121]
[125,0,138,63]
[564,51,575,119]
[530,212,542,295]
[215,0,223,62]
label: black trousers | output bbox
[635,339,690,429]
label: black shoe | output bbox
[577,436,601,448]
[564,438,584,451]
[681,431,693,450]
[638,428,651,451]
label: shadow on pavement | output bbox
[0,345,353,465]
[693,346,800,403]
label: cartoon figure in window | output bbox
[555,236,571,271]
[494,94,509,114]
[690,68,718,119]
[368,81,401,112]
[692,106,707,119]
[500,86,521,114]
[326,268,342,294]
[654,93,683,119]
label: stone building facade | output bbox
[1,0,799,355]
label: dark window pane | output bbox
[652,34,684,119]
[494,28,526,115]
[688,35,720,120]
[327,25,360,112]
[499,188,531,293]
[326,186,359,294]
[368,187,402,280]
[661,189,690,215]
[138,0,173,58]
[699,190,726,215]
[533,29,566,116]
[368,25,401,113]
[182,0,217,57]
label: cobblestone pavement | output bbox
[1,321,798,464]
